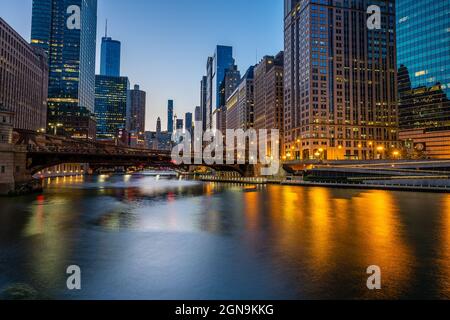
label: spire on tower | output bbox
[105,19,108,37]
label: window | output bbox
[1,166,5,174]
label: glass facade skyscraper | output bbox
[204,46,235,130]
[100,36,121,77]
[167,100,174,133]
[94,75,130,141]
[31,0,97,140]
[397,0,450,158]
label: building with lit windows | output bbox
[94,75,130,141]
[204,46,235,130]
[0,18,48,131]
[31,0,97,140]
[129,85,146,134]
[226,66,255,130]
[100,25,121,77]
[200,76,208,131]
[254,52,284,133]
[397,0,450,158]
[284,0,398,160]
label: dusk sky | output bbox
[0,0,284,131]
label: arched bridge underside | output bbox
[14,129,254,177]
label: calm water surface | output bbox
[1,175,450,299]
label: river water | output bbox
[0,174,449,299]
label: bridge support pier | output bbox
[0,147,42,196]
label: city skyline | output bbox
[0,0,284,131]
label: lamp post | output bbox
[376,146,385,160]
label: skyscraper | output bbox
[200,76,207,131]
[94,75,130,141]
[254,52,284,132]
[205,57,214,130]
[205,46,235,130]
[176,119,184,130]
[156,117,161,134]
[195,106,202,123]
[100,22,121,77]
[167,100,174,133]
[0,18,48,132]
[217,64,241,131]
[284,0,398,160]
[129,85,146,133]
[185,112,193,134]
[226,66,255,130]
[397,0,450,158]
[31,0,98,140]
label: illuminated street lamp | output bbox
[49,123,63,135]
[376,146,385,160]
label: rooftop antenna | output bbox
[105,19,108,37]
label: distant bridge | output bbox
[1,129,256,194]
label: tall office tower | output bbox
[205,57,214,130]
[156,117,161,134]
[397,0,450,159]
[194,106,202,123]
[217,64,241,131]
[185,112,193,135]
[200,76,208,131]
[0,18,48,131]
[94,75,130,141]
[129,85,146,133]
[31,0,98,140]
[254,52,284,132]
[205,46,235,130]
[226,66,255,130]
[100,22,121,77]
[284,0,398,161]
[176,119,184,130]
[167,100,174,133]
[222,65,241,104]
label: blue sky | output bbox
[0,0,283,131]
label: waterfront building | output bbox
[31,0,98,140]
[100,23,121,77]
[0,18,48,131]
[284,0,398,160]
[397,0,450,158]
[129,85,146,133]
[167,100,174,133]
[226,66,255,130]
[0,106,14,194]
[94,75,130,142]
[254,52,284,139]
